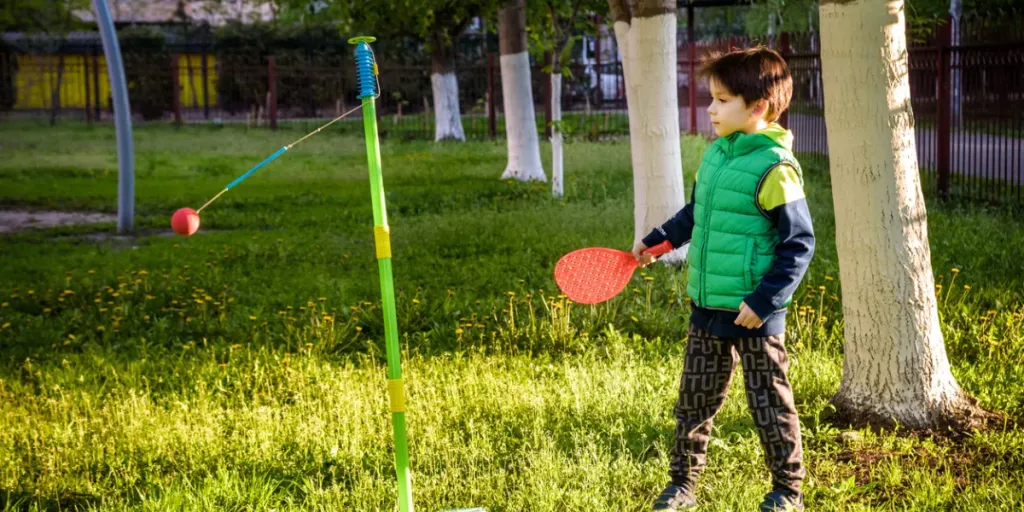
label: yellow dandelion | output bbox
[631,316,639,322]
[0,302,7,308]
[249,315,257,320]
[318,297,327,302]
[1,322,9,330]
[412,299,421,305]
[96,326,105,331]
[951,268,960,274]
[644,276,654,282]
[43,308,51,313]
[963,285,971,291]
[825,275,834,281]
[87,270,96,274]
[455,328,464,335]
[355,326,363,332]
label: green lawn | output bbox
[1,121,1022,511]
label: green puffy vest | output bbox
[686,129,801,311]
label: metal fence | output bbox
[1,15,1021,203]
[676,24,1024,204]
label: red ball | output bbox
[171,208,200,236]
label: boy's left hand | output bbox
[735,301,764,329]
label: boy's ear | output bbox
[750,99,770,118]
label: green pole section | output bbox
[351,37,414,512]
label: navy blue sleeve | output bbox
[743,198,815,320]
[641,188,696,249]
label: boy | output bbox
[633,47,814,512]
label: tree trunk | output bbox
[609,0,687,263]
[498,0,546,181]
[431,42,466,142]
[819,0,991,431]
[551,70,563,197]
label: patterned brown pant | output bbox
[669,325,805,494]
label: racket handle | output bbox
[642,240,674,258]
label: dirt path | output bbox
[0,210,116,234]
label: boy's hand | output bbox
[632,241,656,267]
[735,301,764,329]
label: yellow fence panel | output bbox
[13,53,217,111]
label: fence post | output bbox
[171,54,182,127]
[93,46,101,120]
[201,50,210,120]
[84,53,93,123]
[487,52,497,138]
[687,3,697,135]
[779,32,790,129]
[936,18,952,199]
[268,55,278,130]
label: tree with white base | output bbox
[607,0,686,263]
[526,0,604,197]
[497,0,546,182]
[819,0,994,430]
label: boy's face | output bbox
[706,78,765,137]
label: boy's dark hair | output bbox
[698,46,792,122]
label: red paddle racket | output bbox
[554,240,674,304]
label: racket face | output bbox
[554,248,637,304]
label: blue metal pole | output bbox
[93,0,134,233]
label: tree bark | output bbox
[609,0,687,263]
[819,0,993,431]
[431,41,466,142]
[498,0,546,181]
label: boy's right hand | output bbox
[632,241,656,267]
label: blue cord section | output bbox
[355,42,376,99]
[226,146,288,190]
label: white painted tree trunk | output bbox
[619,14,687,264]
[431,72,465,141]
[551,72,564,198]
[499,51,546,181]
[820,0,977,429]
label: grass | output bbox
[1,120,1023,511]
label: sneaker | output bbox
[652,482,697,511]
[759,490,804,512]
